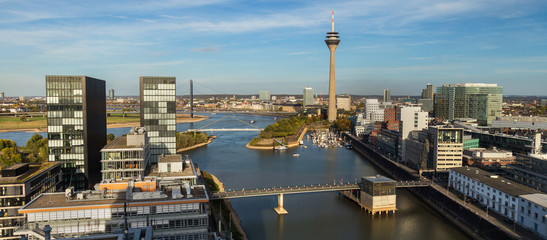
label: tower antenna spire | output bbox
[331,11,335,32]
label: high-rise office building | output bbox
[259,90,270,102]
[109,88,115,100]
[303,87,314,107]
[383,89,391,103]
[435,83,503,125]
[140,76,176,164]
[0,92,4,100]
[46,75,106,190]
[421,83,434,100]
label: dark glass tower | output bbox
[140,76,176,164]
[46,75,106,190]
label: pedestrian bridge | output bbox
[211,180,430,215]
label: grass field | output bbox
[0,116,47,130]
[107,113,140,124]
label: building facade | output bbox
[108,88,115,100]
[435,83,503,125]
[449,167,538,222]
[421,83,434,100]
[518,194,547,239]
[100,127,150,181]
[0,162,61,239]
[46,75,106,190]
[426,126,463,171]
[17,158,209,240]
[303,87,314,107]
[505,153,547,192]
[336,94,351,111]
[463,148,515,167]
[140,77,176,164]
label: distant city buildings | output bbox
[0,92,4,100]
[421,83,434,100]
[259,90,270,102]
[109,88,115,100]
[303,87,314,107]
[435,83,503,125]
[0,162,61,239]
[336,94,351,111]
[383,89,391,103]
[140,76,176,164]
[46,75,106,190]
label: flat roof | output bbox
[159,155,182,163]
[0,162,60,184]
[20,186,208,212]
[363,175,396,183]
[450,167,539,196]
[102,136,143,150]
[520,193,547,207]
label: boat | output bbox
[299,140,304,145]
[275,146,288,150]
[345,144,353,149]
[293,153,300,157]
[250,120,256,124]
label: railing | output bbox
[212,182,360,199]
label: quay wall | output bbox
[343,133,517,240]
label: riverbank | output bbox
[246,125,308,150]
[0,114,209,133]
[202,171,248,240]
[344,133,532,240]
[176,136,217,153]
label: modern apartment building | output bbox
[435,83,503,125]
[46,75,106,190]
[140,77,176,164]
[0,162,61,239]
[398,106,428,140]
[100,127,150,181]
[17,157,209,240]
[303,87,314,107]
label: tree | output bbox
[0,139,17,150]
[0,146,23,167]
[24,134,48,162]
[106,133,115,144]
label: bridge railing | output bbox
[212,182,361,198]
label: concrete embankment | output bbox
[343,133,520,240]
[203,172,248,240]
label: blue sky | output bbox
[1,0,547,96]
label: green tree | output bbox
[106,133,115,144]
[24,134,48,162]
[0,139,17,150]
[0,146,23,167]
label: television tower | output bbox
[325,11,340,122]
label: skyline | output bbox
[1,0,547,96]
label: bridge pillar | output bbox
[274,194,288,215]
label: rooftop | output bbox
[362,175,396,183]
[520,193,547,207]
[102,136,143,150]
[450,167,539,196]
[0,162,60,184]
[20,185,208,212]
[159,155,182,163]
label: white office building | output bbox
[364,99,380,120]
[449,167,539,222]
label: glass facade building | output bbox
[435,83,503,125]
[140,77,176,164]
[46,75,106,190]
[303,87,314,106]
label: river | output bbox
[0,112,469,240]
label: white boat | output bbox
[299,140,304,145]
[275,146,288,150]
[293,153,300,157]
[250,120,256,124]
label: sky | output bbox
[1,0,547,97]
